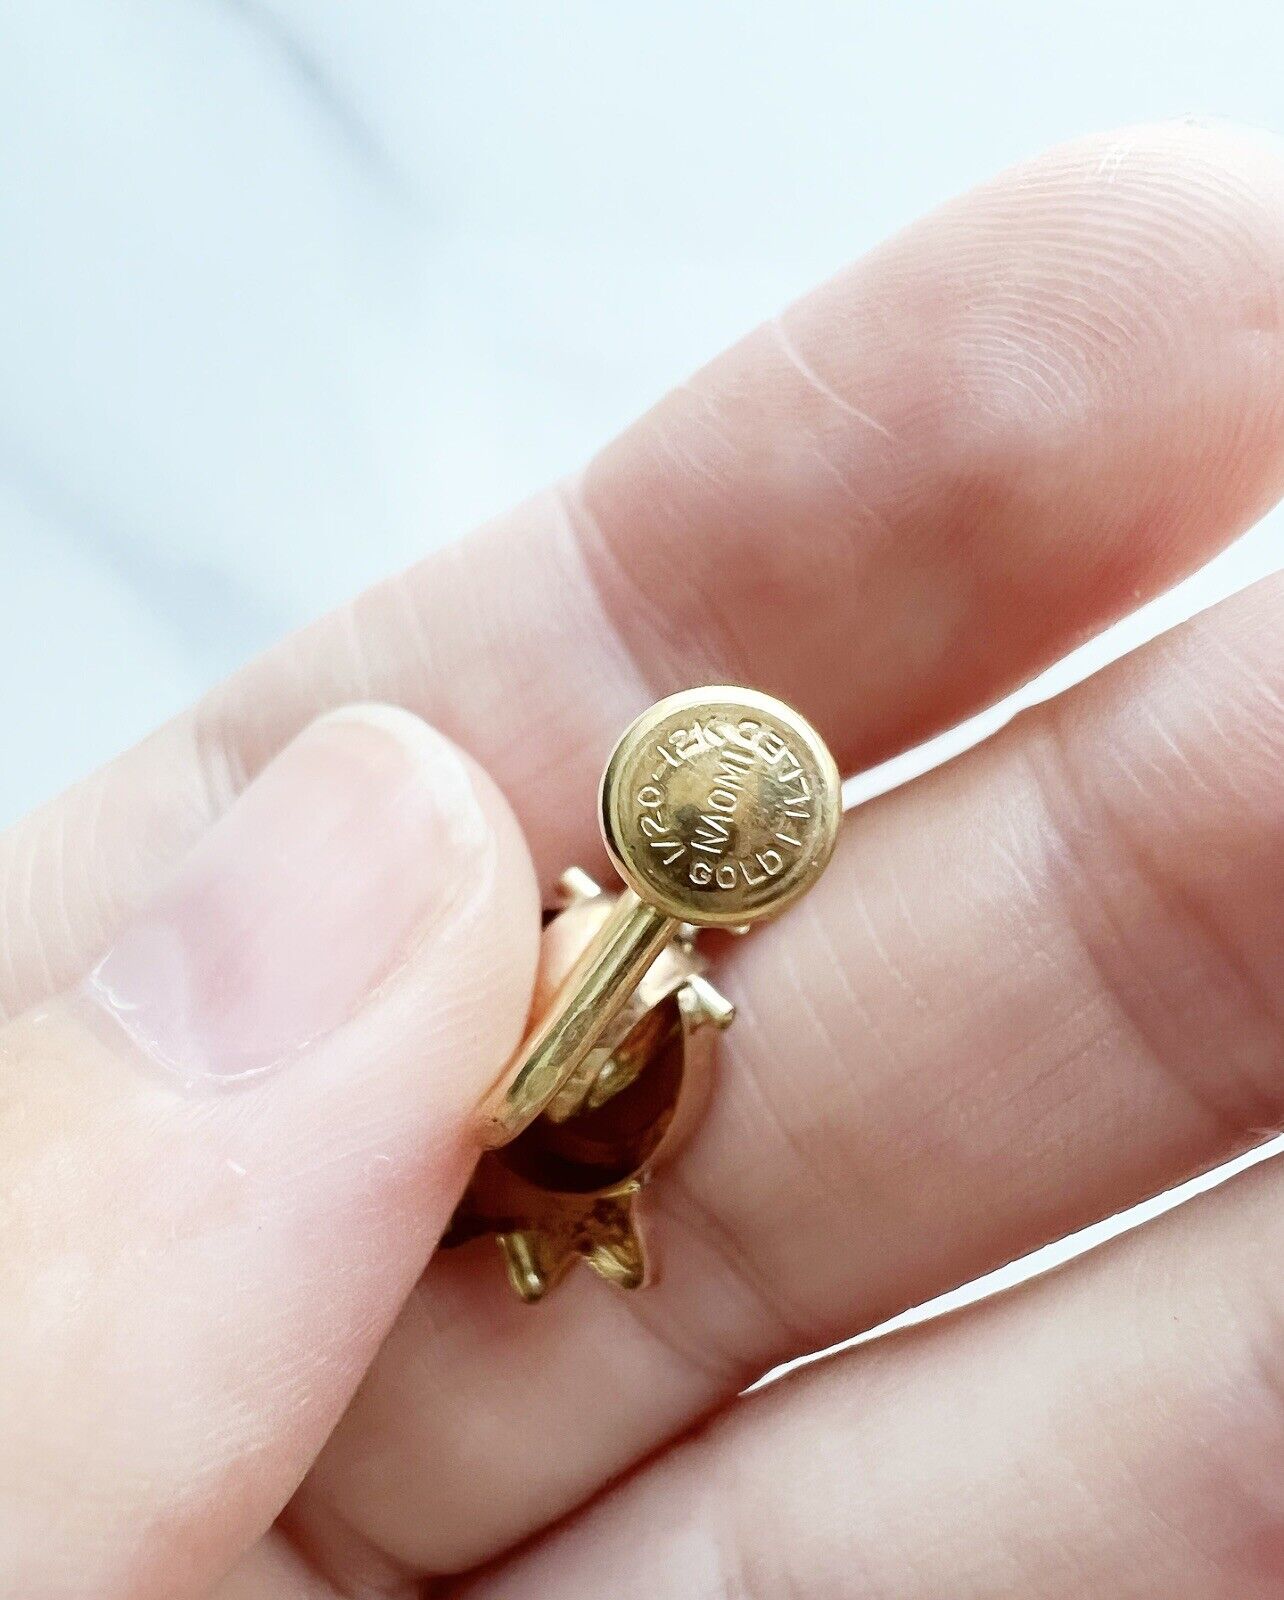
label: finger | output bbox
[209,1535,335,1600]
[7,121,1284,1020]
[300,569,1284,1575]
[0,708,538,1600]
[458,1148,1284,1600]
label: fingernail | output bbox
[85,705,491,1085]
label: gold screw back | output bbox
[476,686,842,1146]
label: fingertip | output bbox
[86,701,540,1095]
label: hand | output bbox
[5,122,1284,1599]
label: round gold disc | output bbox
[600,686,842,928]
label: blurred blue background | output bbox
[3,2,1282,823]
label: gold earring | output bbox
[444,687,841,1302]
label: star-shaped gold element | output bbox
[496,1182,647,1302]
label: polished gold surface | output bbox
[457,688,841,1300]
[477,888,673,1145]
[601,685,841,926]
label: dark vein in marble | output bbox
[216,0,410,199]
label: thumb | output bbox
[0,706,539,1600]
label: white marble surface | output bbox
[3,2,1283,824]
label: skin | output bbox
[3,120,1284,1597]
